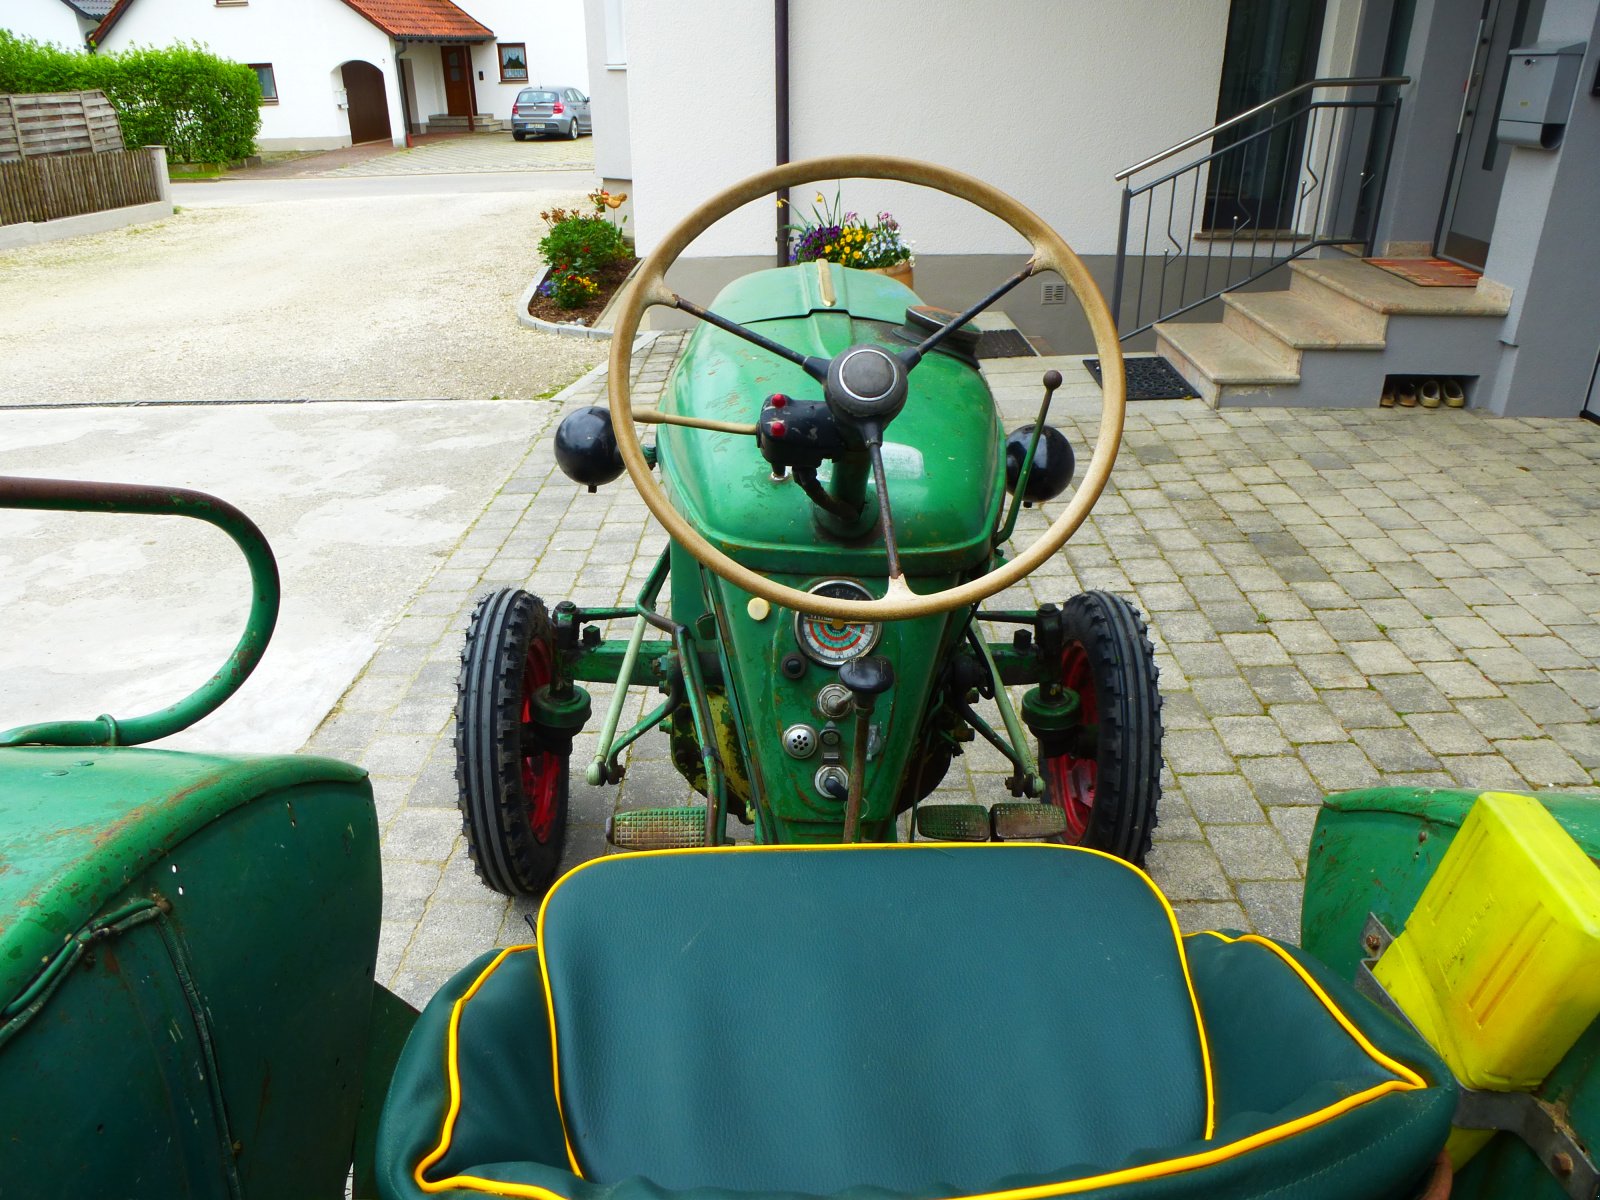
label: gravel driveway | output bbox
[0,187,603,405]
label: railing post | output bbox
[1110,184,1132,337]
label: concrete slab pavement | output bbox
[0,399,558,753]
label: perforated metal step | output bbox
[990,802,1068,841]
[914,804,990,842]
[607,806,709,851]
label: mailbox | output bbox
[1497,42,1586,148]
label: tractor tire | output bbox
[456,588,570,896]
[1038,591,1162,865]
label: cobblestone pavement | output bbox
[302,337,1600,1007]
[321,131,594,177]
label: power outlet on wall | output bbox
[1041,282,1067,305]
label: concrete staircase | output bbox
[424,114,506,133]
[1155,255,1512,408]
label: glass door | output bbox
[1203,0,1328,233]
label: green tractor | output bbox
[2,158,1597,1200]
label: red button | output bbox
[770,420,786,437]
[771,394,788,408]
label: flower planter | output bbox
[516,261,641,341]
[867,262,914,289]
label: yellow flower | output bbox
[815,192,825,204]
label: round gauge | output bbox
[794,579,882,668]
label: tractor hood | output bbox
[654,265,1005,578]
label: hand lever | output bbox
[838,656,893,842]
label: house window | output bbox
[603,0,626,67]
[498,43,529,82]
[250,64,278,104]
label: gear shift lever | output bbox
[838,657,893,841]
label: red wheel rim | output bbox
[1044,641,1097,842]
[520,641,560,843]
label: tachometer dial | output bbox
[794,579,882,668]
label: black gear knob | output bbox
[839,656,894,707]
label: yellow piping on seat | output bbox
[412,852,1427,1199]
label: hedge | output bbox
[0,32,261,163]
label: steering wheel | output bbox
[606,155,1125,623]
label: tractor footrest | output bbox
[607,806,709,851]
[991,802,1068,841]
[915,804,990,842]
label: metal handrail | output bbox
[0,476,280,748]
[1115,75,1410,181]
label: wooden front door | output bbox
[441,45,475,117]
[341,60,392,144]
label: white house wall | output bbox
[3,0,86,48]
[95,0,405,149]
[438,0,588,122]
[625,0,1231,259]
[582,0,630,181]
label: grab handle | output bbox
[0,475,280,748]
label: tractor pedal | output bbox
[990,802,1068,841]
[914,804,990,842]
[607,806,709,851]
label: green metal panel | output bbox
[0,747,367,1008]
[1301,787,1600,1200]
[655,266,1005,576]
[0,748,379,1199]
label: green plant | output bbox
[784,189,912,269]
[0,32,260,163]
[536,189,632,310]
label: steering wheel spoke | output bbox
[672,294,829,381]
[897,260,1036,372]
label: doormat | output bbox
[975,329,1038,359]
[1366,258,1482,287]
[1082,355,1197,400]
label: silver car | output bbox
[511,86,591,141]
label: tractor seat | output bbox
[378,845,1455,1200]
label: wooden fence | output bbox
[0,91,125,162]
[0,147,163,227]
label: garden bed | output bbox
[526,256,636,327]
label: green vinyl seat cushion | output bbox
[378,844,1455,1200]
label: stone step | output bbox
[1154,320,1300,407]
[1289,257,1511,317]
[1223,289,1389,360]
[425,115,506,132]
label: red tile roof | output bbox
[93,0,492,47]
[336,0,493,41]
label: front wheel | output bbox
[456,589,570,895]
[1038,591,1162,865]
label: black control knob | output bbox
[839,656,894,707]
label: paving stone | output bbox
[1503,683,1590,726]
[1179,773,1266,822]
[1163,730,1235,775]
[382,805,464,862]
[1267,805,1321,864]
[1296,653,1369,689]
[1213,716,1291,758]
[1240,756,1322,805]
[1439,755,1529,791]
[1206,823,1300,881]
[1371,674,1454,714]
[1320,689,1402,729]
[1243,666,1317,705]
[1494,739,1592,787]
[1191,676,1264,717]
[1236,881,1304,942]
[1269,702,1347,745]
[1298,742,1381,790]
[1172,901,1251,935]
[1145,841,1234,900]
[1351,727,1441,772]
[1222,632,1290,667]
